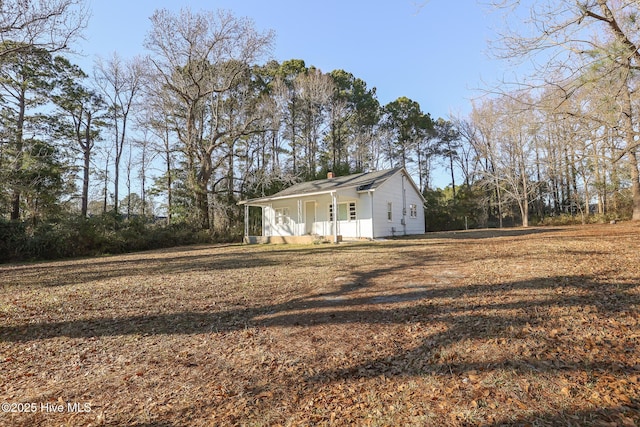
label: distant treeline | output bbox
[1,4,638,262]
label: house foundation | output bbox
[244,235,342,244]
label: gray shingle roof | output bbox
[240,167,403,204]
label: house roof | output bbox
[239,167,422,205]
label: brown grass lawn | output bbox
[0,223,639,426]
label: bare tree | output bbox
[140,76,181,223]
[144,8,274,229]
[297,68,333,176]
[451,115,481,189]
[473,101,504,227]
[491,0,640,220]
[469,96,533,227]
[93,53,147,214]
[0,0,87,57]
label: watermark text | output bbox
[1,401,91,414]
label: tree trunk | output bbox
[10,88,26,221]
[113,118,120,215]
[166,157,172,224]
[521,198,529,227]
[520,159,529,227]
[495,176,503,228]
[195,147,214,230]
[80,112,92,218]
[291,97,298,174]
[163,121,172,224]
[620,59,640,220]
[629,150,640,220]
[594,139,603,215]
[82,146,90,217]
[449,149,456,199]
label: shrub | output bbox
[0,213,241,263]
[0,220,27,262]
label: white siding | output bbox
[371,171,425,238]
[355,192,374,238]
[314,194,334,236]
[259,169,422,240]
[263,192,374,239]
[331,188,371,239]
[265,200,298,236]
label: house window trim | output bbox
[329,201,357,222]
[275,207,290,225]
[387,202,393,222]
[409,203,418,219]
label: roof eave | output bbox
[237,167,425,205]
[238,186,356,206]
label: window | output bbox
[409,204,417,218]
[387,202,393,221]
[329,202,356,221]
[275,207,289,225]
[338,203,348,221]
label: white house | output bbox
[239,167,425,243]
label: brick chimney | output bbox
[327,171,334,179]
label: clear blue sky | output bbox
[78,0,505,187]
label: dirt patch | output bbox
[0,223,639,426]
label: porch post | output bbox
[297,199,303,236]
[244,204,249,242]
[369,190,375,239]
[332,191,338,244]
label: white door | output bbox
[305,201,315,234]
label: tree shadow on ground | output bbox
[2,237,638,425]
[485,405,640,426]
[0,250,276,288]
[397,227,563,241]
[0,239,429,289]
[0,256,431,340]
[3,272,637,352]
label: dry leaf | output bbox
[1,223,639,426]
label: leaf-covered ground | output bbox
[0,223,639,426]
